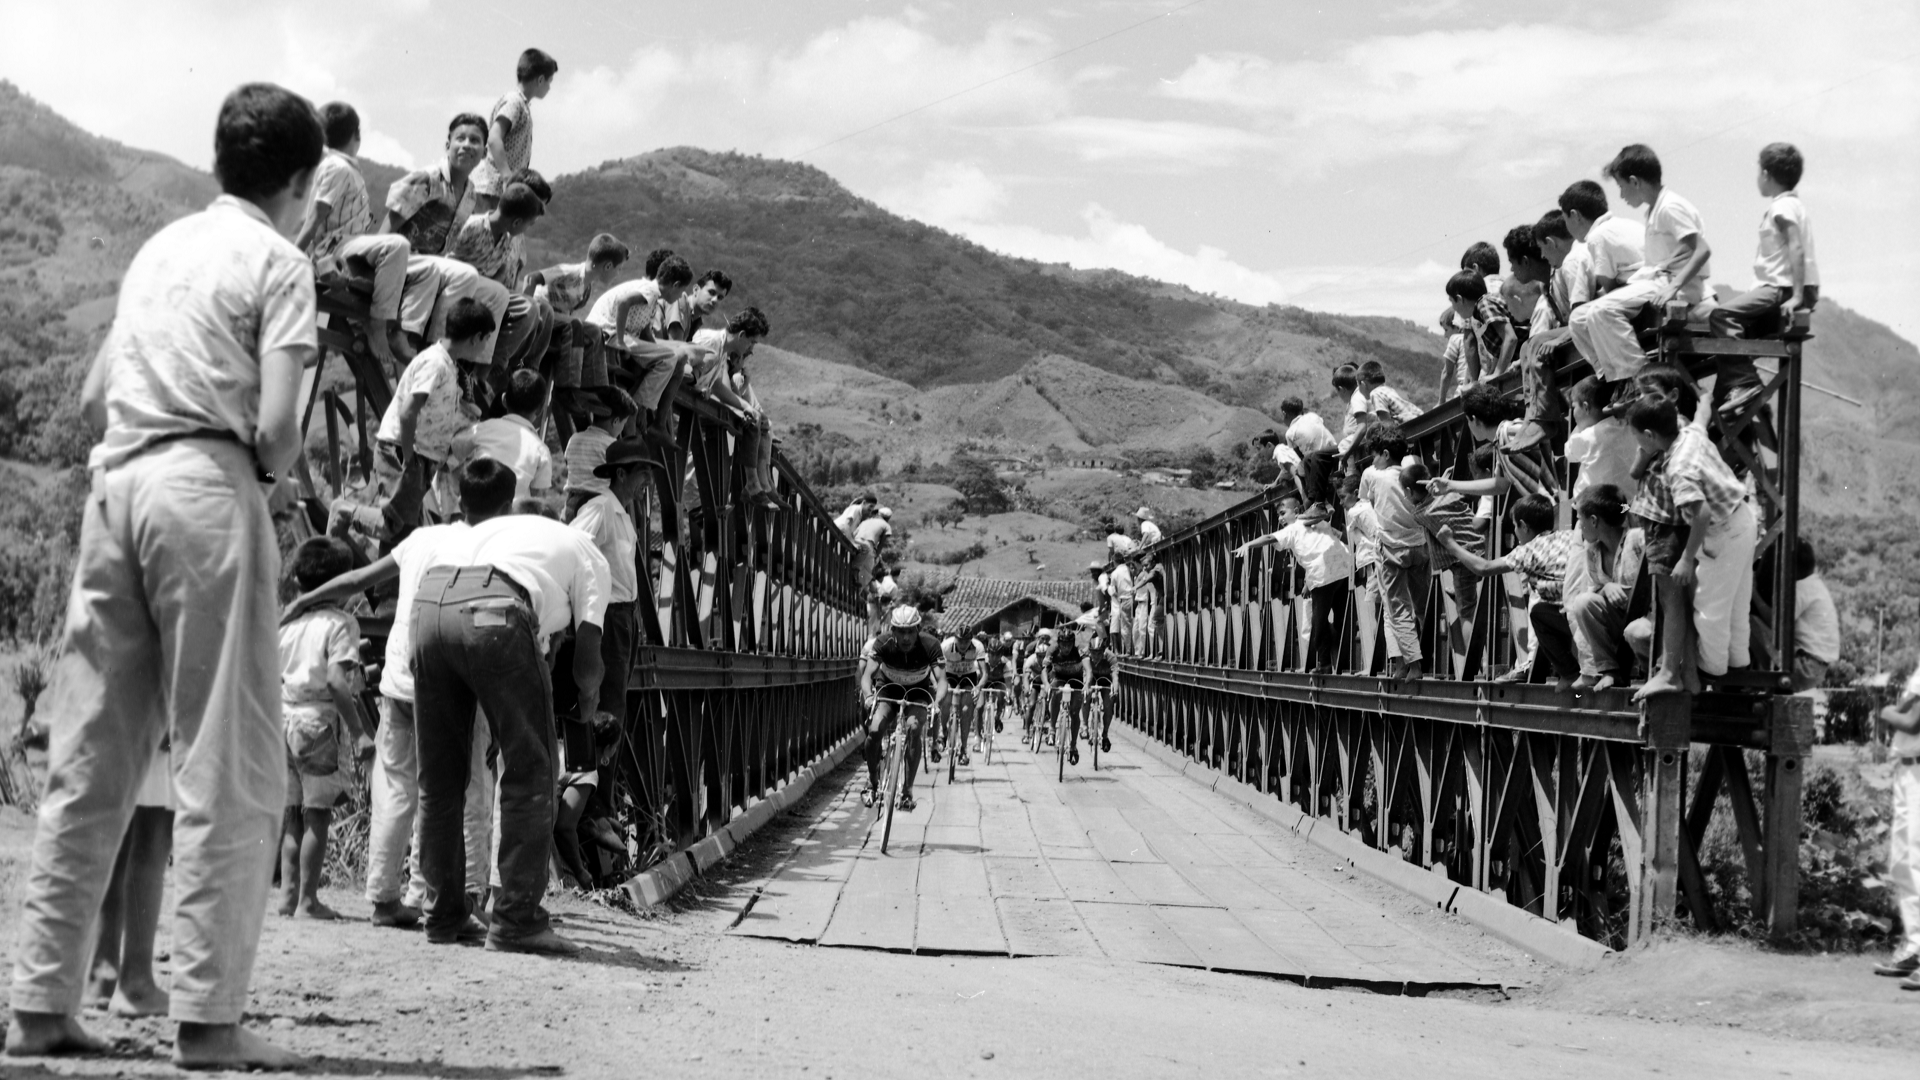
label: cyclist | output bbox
[858,605,948,811]
[1021,630,1051,735]
[983,631,1016,734]
[1087,620,1116,753]
[934,628,987,765]
[1042,620,1090,763]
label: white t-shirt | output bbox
[1585,212,1646,286]
[90,196,318,471]
[1286,412,1337,456]
[1345,499,1381,570]
[419,514,612,643]
[1555,241,1596,314]
[1565,418,1639,501]
[1273,443,1303,473]
[854,517,892,548]
[1269,520,1354,591]
[377,344,469,464]
[1137,519,1163,546]
[571,492,639,604]
[1633,189,1711,304]
[460,414,552,498]
[1108,562,1135,604]
[1339,388,1371,455]
[1753,192,1819,289]
[382,523,470,702]
[1793,574,1839,665]
[1106,532,1139,559]
[584,277,663,340]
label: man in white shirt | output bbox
[1789,539,1839,692]
[453,369,552,500]
[836,493,876,538]
[1568,149,1713,381]
[1133,506,1163,547]
[1233,502,1353,672]
[411,458,610,956]
[1107,559,1136,655]
[583,255,702,447]
[854,509,894,629]
[1280,397,1340,521]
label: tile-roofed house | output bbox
[927,578,1096,639]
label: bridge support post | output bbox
[1761,694,1814,939]
[1633,694,1690,944]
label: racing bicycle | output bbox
[868,683,934,854]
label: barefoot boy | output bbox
[7,82,319,1070]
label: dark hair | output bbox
[513,497,555,519]
[1634,364,1698,419]
[576,237,624,272]
[1253,429,1281,446]
[1362,422,1407,462]
[1358,360,1386,385]
[1603,144,1662,186]
[1533,209,1572,243]
[1459,383,1518,428]
[727,306,770,338]
[1460,242,1500,278]
[444,297,497,342]
[860,491,878,505]
[1469,443,1496,477]
[1279,396,1305,418]
[498,182,545,221]
[504,368,548,415]
[318,102,360,150]
[643,248,675,278]
[213,83,325,201]
[1793,536,1817,580]
[1338,473,1362,499]
[510,167,551,204]
[1759,142,1804,189]
[1576,483,1629,529]
[448,112,488,141]
[696,269,733,294]
[517,48,560,83]
[602,386,638,418]
[1331,363,1359,393]
[1445,269,1488,301]
[1510,494,1556,534]
[655,254,693,289]
[1625,398,1680,439]
[1398,460,1432,489]
[459,457,518,516]
[1502,224,1543,269]
[292,536,353,592]
[1558,180,1608,221]
[1570,375,1605,414]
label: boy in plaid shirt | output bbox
[1434,494,1581,691]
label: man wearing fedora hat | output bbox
[1133,506,1162,547]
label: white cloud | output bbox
[1020,116,1269,164]
[878,162,1010,225]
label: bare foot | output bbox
[5,1011,110,1056]
[296,900,341,921]
[1632,672,1685,702]
[1553,676,1576,694]
[1593,674,1618,693]
[173,1022,306,1071]
[275,891,297,918]
[85,970,117,1009]
[1570,674,1598,694]
[109,982,170,1018]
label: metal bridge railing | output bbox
[1123,312,1815,947]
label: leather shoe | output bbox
[485,928,582,956]
[427,915,487,945]
[369,900,421,929]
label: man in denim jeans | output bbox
[410,458,610,954]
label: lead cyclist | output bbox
[858,605,949,812]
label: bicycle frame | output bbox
[870,683,935,855]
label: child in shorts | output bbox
[276,538,373,920]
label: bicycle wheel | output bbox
[880,728,904,854]
[1056,689,1070,782]
[981,692,996,765]
[1088,691,1103,772]
[947,693,962,784]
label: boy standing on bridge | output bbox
[1360,361,1421,425]
[1360,428,1430,680]
[470,49,558,209]
[7,82,320,1070]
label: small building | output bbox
[929,577,1097,640]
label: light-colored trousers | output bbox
[1893,763,1920,952]
[1693,501,1757,677]
[11,440,282,1025]
[365,696,495,905]
[1569,279,1662,381]
[331,235,440,335]
[423,256,511,361]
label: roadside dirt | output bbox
[1,760,1915,1079]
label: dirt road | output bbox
[1,758,1914,1079]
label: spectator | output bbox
[1107,557,1136,656]
[1103,517,1139,561]
[1419,445,1499,658]
[691,307,777,506]
[374,297,495,537]
[1279,397,1340,521]
[1333,363,1371,456]
[1360,360,1421,425]
[446,182,552,374]
[1557,178,1645,300]
[1340,474,1390,671]
[1254,428,1304,501]
[1233,501,1353,672]
[561,387,637,521]
[1626,395,1755,698]
[84,750,175,1019]
[471,48,558,206]
[1708,143,1819,418]
[7,81,322,1070]
[1528,209,1597,360]
[1564,375,1638,500]
[275,538,374,922]
[527,232,629,319]
[584,254,701,449]
[1446,269,1517,384]
[1502,224,1565,443]
[1360,427,1430,680]
[385,113,486,257]
[854,508,894,626]
[1870,678,1920,988]
[1133,506,1163,547]
[1570,145,1712,382]
[836,493,877,537]
[1132,555,1164,658]
[295,101,426,370]
[1790,538,1839,692]
[1436,494,1582,691]
[453,368,554,502]
[1564,483,1646,692]
[661,269,732,342]
[410,458,610,955]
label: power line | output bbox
[795,0,1213,159]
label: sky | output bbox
[6,0,1918,339]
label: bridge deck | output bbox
[729,725,1505,990]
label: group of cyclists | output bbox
[855,603,1116,811]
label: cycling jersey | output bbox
[862,631,944,685]
[940,636,986,676]
[1047,633,1086,676]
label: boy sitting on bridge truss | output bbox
[1706,142,1819,422]
[584,253,704,450]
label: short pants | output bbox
[1639,520,1683,577]
[285,760,351,811]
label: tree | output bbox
[950,453,1010,514]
